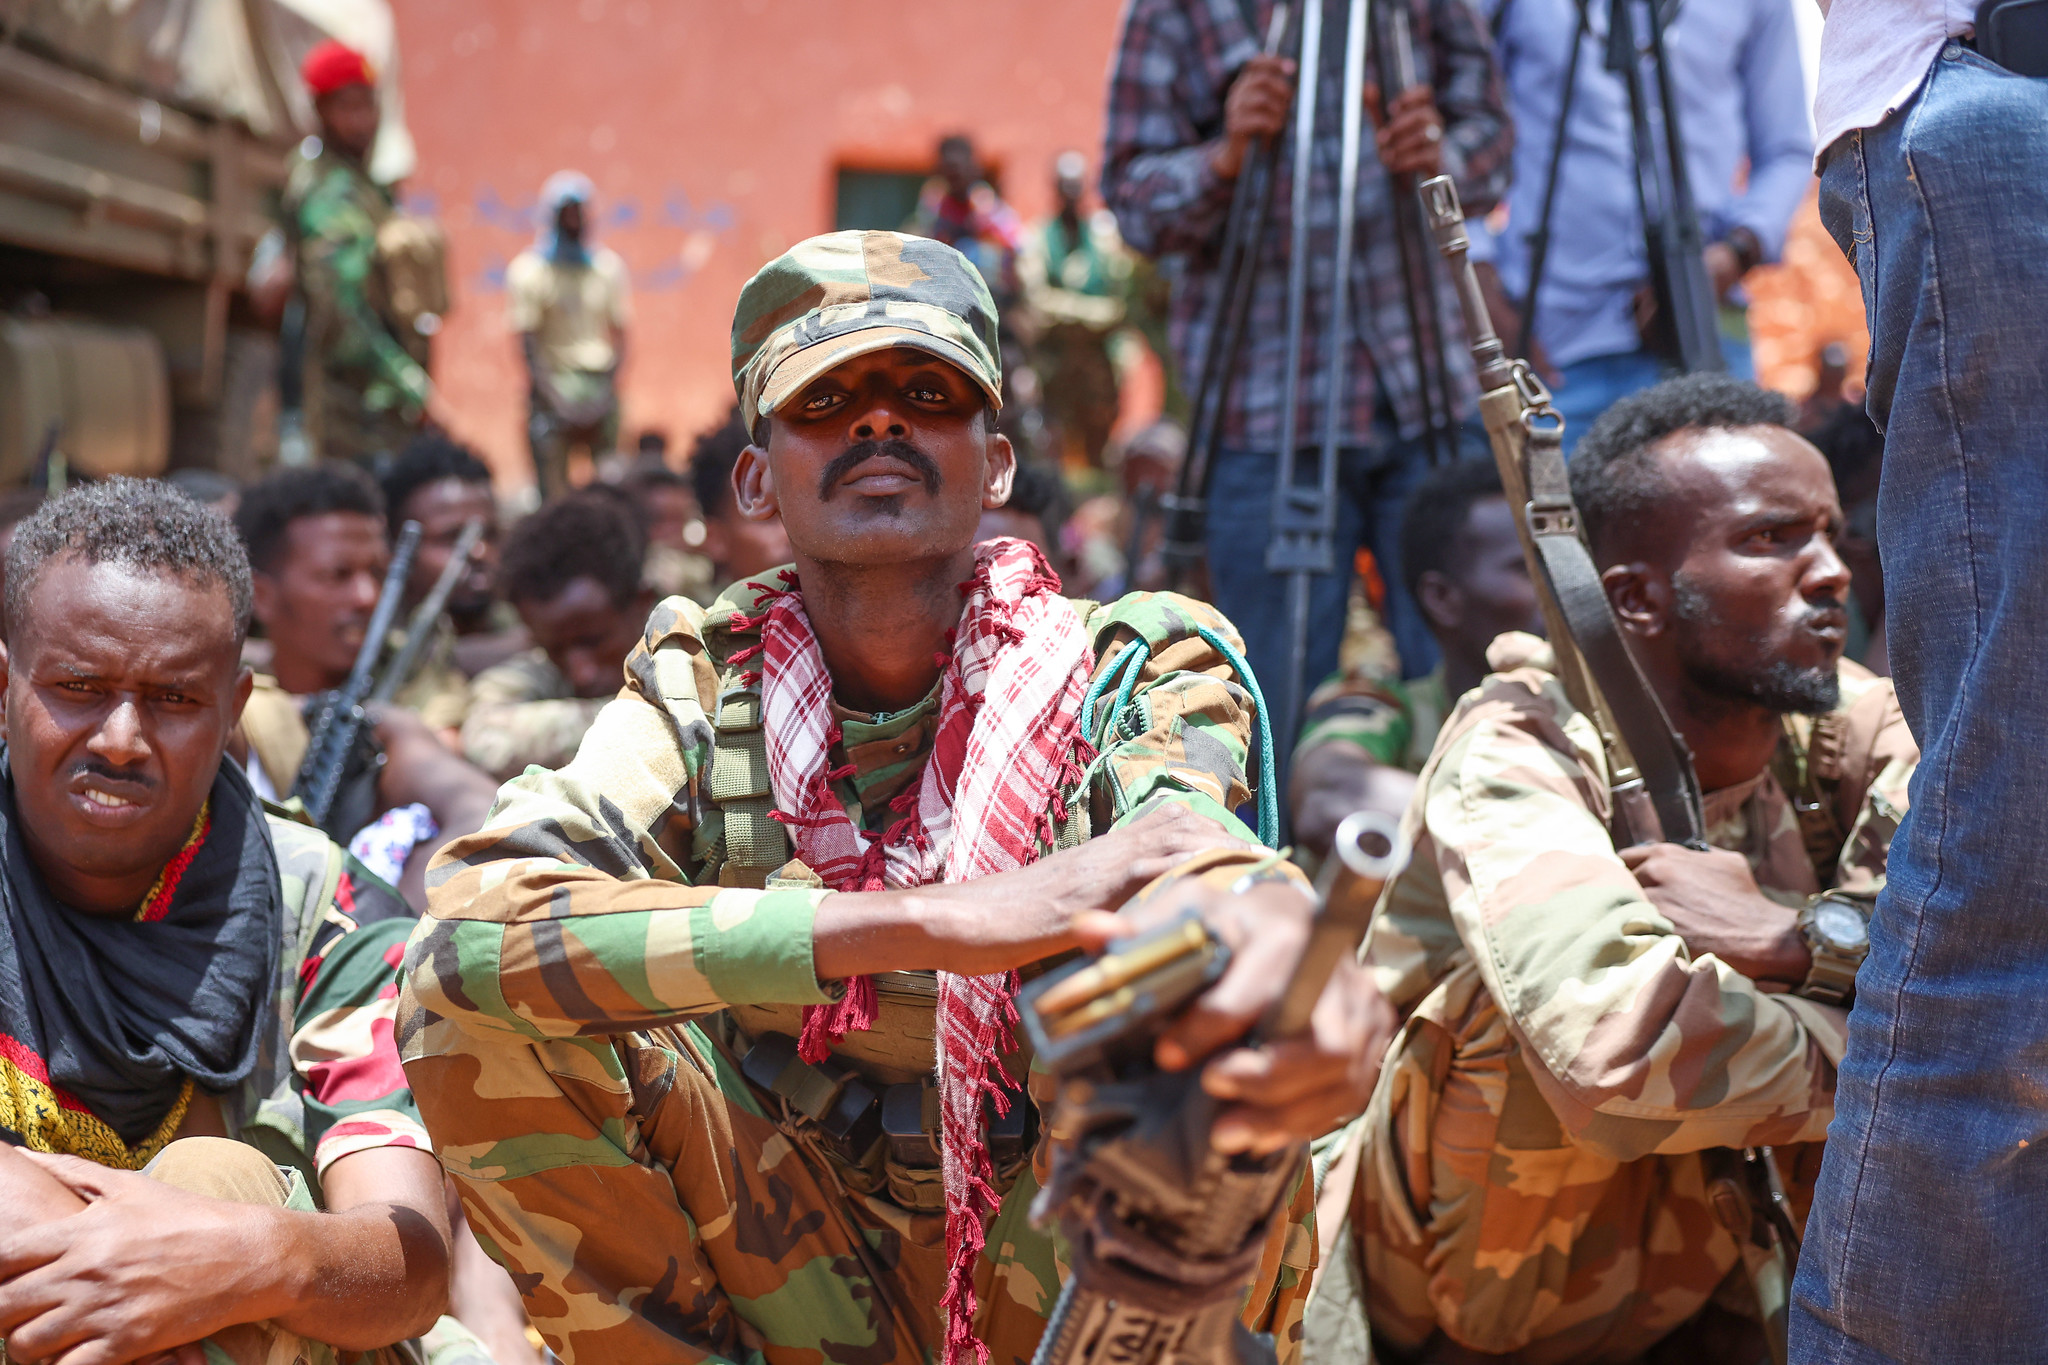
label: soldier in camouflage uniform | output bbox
[1313,376,1916,1363]
[286,41,430,467]
[401,231,1393,1365]
[460,492,652,780]
[0,481,468,1365]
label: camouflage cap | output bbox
[730,231,1003,434]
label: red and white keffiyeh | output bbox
[728,538,1094,1363]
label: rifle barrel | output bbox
[370,516,487,705]
[295,519,424,826]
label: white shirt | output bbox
[1812,0,1978,160]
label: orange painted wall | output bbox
[391,0,1129,488]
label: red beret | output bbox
[302,39,374,98]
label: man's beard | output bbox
[817,438,942,501]
[1670,576,1842,716]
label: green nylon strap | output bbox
[709,677,790,879]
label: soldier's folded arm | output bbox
[1433,706,1840,1163]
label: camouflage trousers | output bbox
[307,368,420,468]
[432,1019,1313,1365]
[6,1138,413,1365]
[1351,964,1817,1365]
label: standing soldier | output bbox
[1019,150,1133,469]
[508,171,631,501]
[285,40,433,466]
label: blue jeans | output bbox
[1551,339,1755,453]
[1205,418,1479,761]
[1794,44,2048,1362]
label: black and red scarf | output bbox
[0,757,280,1165]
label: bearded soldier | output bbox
[401,231,1392,1364]
[1319,376,1915,1363]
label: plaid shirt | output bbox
[1103,0,1511,450]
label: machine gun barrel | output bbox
[370,516,486,705]
[294,519,423,828]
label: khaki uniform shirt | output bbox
[505,246,630,374]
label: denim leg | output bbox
[1550,349,1669,452]
[1204,447,1362,762]
[1792,46,2048,1364]
[1343,429,1454,682]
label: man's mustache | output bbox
[818,439,942,500]
[72,758,155,794]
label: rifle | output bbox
[1423,175,1800,1365]
[370,516,487,705]
[1020,811,1407,1365]
[1162,3,1297,589]
[292,519,424,831]
[1418,173,1702,849]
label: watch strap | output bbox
[1796,894,1867,1006]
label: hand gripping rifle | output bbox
[1423,176,1799,1365]
[1019,811,1407,1365]
[1162,3,1296,589]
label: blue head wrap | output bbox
[537,170,595,266]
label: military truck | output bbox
[0,0,413,481]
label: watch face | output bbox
[1814,900,1869,951]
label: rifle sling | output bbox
[1523,428,1707,847]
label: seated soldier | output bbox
[618,448,717,603]
[1327,376,1914,1363]
[380,433,527,679]
[401,231,1392,1364]
[0,479,453,1365]
[1290,459,1544,866]
[232,463,498,903]
[688,403,791,598]
[460,492,653,780]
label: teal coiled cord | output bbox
[1076,629,1279,850]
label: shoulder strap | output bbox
[707,672,790,890]
[1772,713,1849,887]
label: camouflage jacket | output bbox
[1351,632,1915,1359]
[233,814,431,1183]
[459,647,607,782]
[1296,666,1451,776]
[401,578,1314,1362]
[286,146,430,413]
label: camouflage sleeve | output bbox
[1082,592,1264,840]
[1828,673,1916,901]
[1423,671,1840,1162]
[297,169,430,406]
[1294,674,1412,769]
[293,860,432,1174]
[410,598,834,1044]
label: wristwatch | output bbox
[1796,892,1870,1005]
